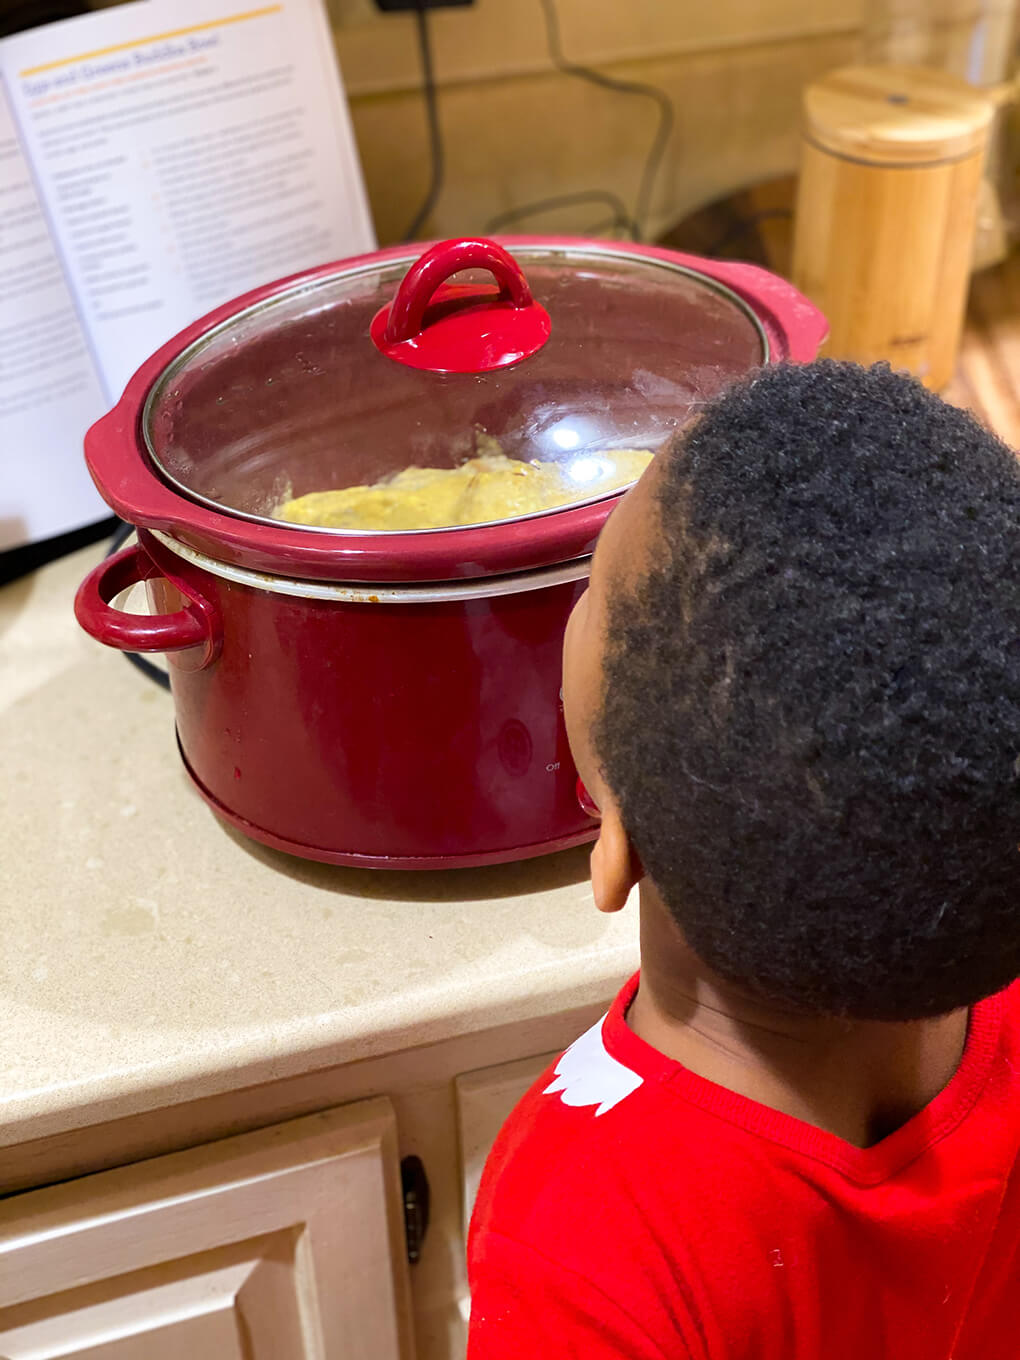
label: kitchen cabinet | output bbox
[0,1101,414,1360]
[0,1002,613,1360]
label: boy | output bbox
[467,360,1020,1358]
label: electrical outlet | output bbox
[374,0,473,10]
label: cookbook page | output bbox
[2,0,375,403]
[0,77,107,550]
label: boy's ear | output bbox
[590,800,643,913]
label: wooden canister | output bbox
[792,65,994,389]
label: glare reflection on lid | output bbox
[551,423,582,450]
[564,456,615,485]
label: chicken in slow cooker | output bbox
[273,446,654,532]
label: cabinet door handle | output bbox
[400,1155,430,1264]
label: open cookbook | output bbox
[1,0,375,552]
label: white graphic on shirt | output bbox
[543,1015,643,1116]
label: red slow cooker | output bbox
[74,237,826,869]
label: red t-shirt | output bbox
[467,973,1020,1359]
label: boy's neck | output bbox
[630,886,969,1149]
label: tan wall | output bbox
[329,0,866,244]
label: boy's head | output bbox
[564,359,1020,1022]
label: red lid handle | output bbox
[383,239,533,344]
[371,237,551,374]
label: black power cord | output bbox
[534,0,674,241]
[107,520,171,692]
[485,188,637,239]
[398,0,675,245]
[401,0,445,242]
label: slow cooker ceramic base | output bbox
[177,732,599,871]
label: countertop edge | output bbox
[0,947,637,1150]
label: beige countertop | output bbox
[0,543,638,1149]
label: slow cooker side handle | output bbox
[74,542,221,672]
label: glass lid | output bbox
[143,239,768,535]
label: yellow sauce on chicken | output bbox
[274,448,653,532]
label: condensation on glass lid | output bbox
[273,437,656,533]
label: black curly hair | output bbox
[595,360,1020,1021]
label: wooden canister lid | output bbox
[803,65,994,165]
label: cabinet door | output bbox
[0,1099,414,1360]
[455,1052,557,1239]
